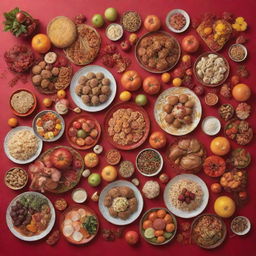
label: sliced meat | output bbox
[180,154,202,170]
[34,160,45,169]
[188,139,201,153]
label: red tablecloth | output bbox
[0,0,255,255]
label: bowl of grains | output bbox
[9,89,37,117]
[136,148,163,177]
[228,44,247,62]
[166,9,190,33]
[119,160,135,178]
[4,167,28,190]
[106,23,123,41]
[231,216,251,235]
[4,126,43,164]
[121,11,142,32]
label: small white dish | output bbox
[166,9,190,33]
[106,23,123,41]
[201,116,221,136]
[231,216,251,235]
[72,188,87,203]
[228,44,248,62]
[136,148,163,177]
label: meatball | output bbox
[179,94,189,103]
[165,39,173,48]
[146,48,154,58]
[138,47,146,56]
[99,94,108,103]
[118,210,130,220]
[41,79,50,88]
[140,38,152,47]
[96,72,104,80]
[104,195,112,207]
[167,95,179,105]
[119,187,134,198]
[52,67,59,76]
[78,76,88,85]
[152,41,161,51]
[82,85,91,95]
[185,100,194,108]
[141,55,149,64]
[148,58,157,68]
[45,64,53,71]
[91,95,99,105]
[75,84,83,96]
[185,107,193,115]
[32,75,42,86]
[158,48,169,58]
[32,65,42,75]
[38,61,46,69]
[41,70,52,79]
[108,188,121,198]
[101,85,110,95]
[108,207,118,217]
[163,104,173,113]
[102,78,110,86]
[165,113,175,124]
[173,119,182,128]
[92,87,100,95]
[184,115,192,124]
[81,95,90,105]
[90,78,99,88]
[86,72,96,79]
[128,198,138,212]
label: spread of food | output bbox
[2,3,253,252]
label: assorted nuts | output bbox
[5,168,28,190]
[219,104,234,121]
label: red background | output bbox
[0,0,255,256]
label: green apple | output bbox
[104,7,118,22]
[135,94,148,106]
[77,129,86,138]
[88,173,101,187]
[92,14,104,28]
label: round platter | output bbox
[135,30,181,73]
[60,205,99,245]
[70,65,117,112]
[193,52,230,87]
[38,146,84,193]
[103,102,150,150]
[98,180,144,225]
[6,191,55,241]
[4,126,43,165]
[163,174,209,218]
[154,87,202,136]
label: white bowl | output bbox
[166,9,190,33]
[231,216,251,235]
[228,44,248,62]
[201,116,221,136]
[136,148,163,177]
[72,188,88,203]
[105,23,123,41]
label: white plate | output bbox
[6,192,55,241]
[4,126,43,164]
[32,110,65,142]
[99,180,144,225]
[163,174,209,218]
[166,9,190,33]
[70,65,117,112]
[154,87,202,136]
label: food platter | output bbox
[60,205,99,245]
[66,114,101,150]
[163,174,209,218]
[6,192,55,241]
[4,126,43,165]
[135,31,181,73]
[103,102,150,150]
[70,65,117,112]
[98,180,144,225]
[154,87,202,136]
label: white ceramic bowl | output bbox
[231,216,251,235]
[228,44,248,62]
[201,116,221,136]
[136,148,163,177]
[166,9,190,33]
[105,23,123,41]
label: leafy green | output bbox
[164,232,173,239]
[19,194,48,211]
[3,7,28,36]
[83,216,98,235]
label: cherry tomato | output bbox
[73,121,82,129]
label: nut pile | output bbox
[219,104,234,121]
[5,168,28,189]
[121,11,141,32]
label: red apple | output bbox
[120,40,131,51]
[125,231,139,245]
[181,35,200,53]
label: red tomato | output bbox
[73,121,82,129]
[50,148,73,169]
[125,231,139,245]
[77,118,87,124]
[149,131,167,149]
[143,76,161,95]
[181,35,200,53]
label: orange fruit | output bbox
[101,165,117,182]
[163,214,173,224]
[156,209,166,218]
[166,223,175,232]
[172,77,182,87]
[119,91,132,102]
[230,75,240,86]
[57,89,66,99]
[203,27,213,35]
[154,230,164,237]
[161,73,171,83]
[32,33,51,53]
[84,152,99,168]
[210,137,231,156]
[143,220,153,229]
[129,33,138,45]
[182,54,191,63]
[42,97,53,107]
[232,83,251,102]
[214,196,236,218]
[8,117,18,127]
[148,212,157,221]
[157,236,166,243]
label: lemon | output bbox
[119,91,132,101]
